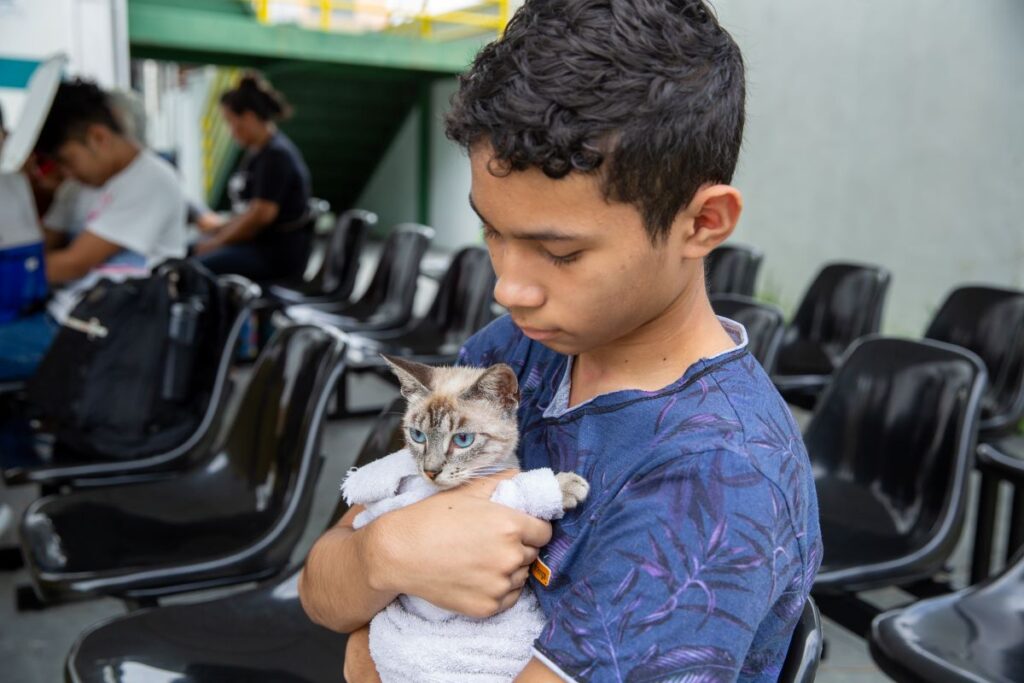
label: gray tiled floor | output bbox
[1,374,1017,682]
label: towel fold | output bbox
[339,450,570,682]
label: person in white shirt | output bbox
[0,79,186,381]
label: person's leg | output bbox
[195,232,312,283]
[195,242,281,281]
[0,312,59,381]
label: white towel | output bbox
[340,449,567,682]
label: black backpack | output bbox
[27,259,231,460]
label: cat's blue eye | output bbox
[452,433,476,448]
[408,428,427,444]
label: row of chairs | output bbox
[707,245,1024,682]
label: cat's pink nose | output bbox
[424,470,439,480]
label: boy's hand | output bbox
[344,626,382,683]
[368,470,552,618]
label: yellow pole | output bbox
[256,0,270,23]
[320,0,331,30]
[498,0,509,34]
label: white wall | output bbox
[714,0,1024,334]
[355,78,480,250]
[359,2,1024,334]
[0,0,123,127]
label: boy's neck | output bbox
[569,279,735,407]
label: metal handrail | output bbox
[249,0,510,40]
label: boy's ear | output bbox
[381,354,433,401]
[677,184,743,259]
[84,123,113,150]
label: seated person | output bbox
[193,72,312,283]
[299,1,822,682]
[0,79,186,381]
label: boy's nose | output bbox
[494,276,545,310]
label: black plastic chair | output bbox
[17,323,346,608]
[267,209,377,307]
[924,285,1024,440]
[333,246,496,416]
[64,398,406,683]
[705,243,763,296]
[773,262,891,408]
[807,336,986,636]
[285,224,434,334]
[710,294,785,374]
[923,286,1024,584]
[0,275,261,491]
[779,598,824,683]
[869,545,1024,683]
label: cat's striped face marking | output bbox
[383,356,520,490]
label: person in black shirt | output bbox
[194,73,312,281]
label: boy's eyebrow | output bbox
[468,194,583,242]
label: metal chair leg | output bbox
[970,471,1000,584]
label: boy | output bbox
[299,1,821,681]
[0,79,186,380]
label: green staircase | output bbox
[127,0,489,212]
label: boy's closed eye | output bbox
[481,223,584,266]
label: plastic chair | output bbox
[64,399,406,683]
[705,243,763,296]
[334,246,495,416]
[0,275,260,491]
[924,285,1024,440]
[924,286,1024,584]
[773,262,891,408]
[285,224,434,334]
[710,294,785,374]
[869,545,1024,683]
[779,598,824,683]
[267,209,377,306]
[17,323,346,608]
[807,336,986,636]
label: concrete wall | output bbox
[357,1,1024,333]
[715,0,1024,334]
[354,77,480,250]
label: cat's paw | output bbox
[555,472,590,510]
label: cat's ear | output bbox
[381,354,433,401]
[462,363,519,413]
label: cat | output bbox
[340,355,589,683]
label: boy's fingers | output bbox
[509,566,531,590]
[520,516,553,548]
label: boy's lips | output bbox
[517,324,560,341]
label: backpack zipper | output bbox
[64,316,109,340]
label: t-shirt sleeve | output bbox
[85,160,184,258]
[533,451,806,682]
[247,148,295,206]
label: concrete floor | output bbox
[1,371,1018,682]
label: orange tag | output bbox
[530,558,552,587]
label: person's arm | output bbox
[299,472,552,634]
[45,230,121,284]
[193,199,278,254]
[42,226,69,251]
[343,626,382,683]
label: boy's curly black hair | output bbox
[36,78,123,157]
[446,0,745,243]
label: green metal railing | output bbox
[250,0,510,41]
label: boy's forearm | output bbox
[299,521,398,634]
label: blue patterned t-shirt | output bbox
[458,315,822,683]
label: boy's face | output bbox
[53,125,118,187]
[470,146,703,357]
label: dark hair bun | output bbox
[221,71,292,121]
